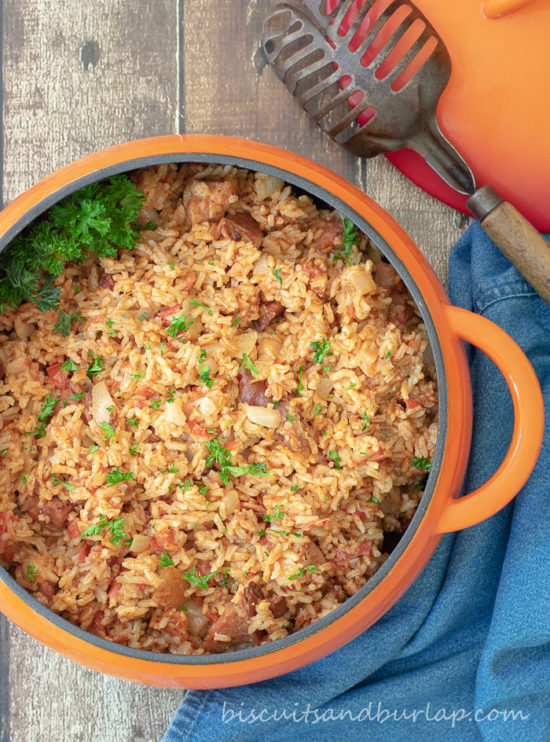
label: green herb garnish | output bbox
[27,393,61,437]
[126,418,139,427]
[105,466,134,486]
[86,354,103,378]
[190,299,213,315]
[310,337,332,364]
[60,359,79,372]
[159,550,175,568]
[273,268,283,285]
[314,403,322,416]
[328,450,342,469]
[89,444,99,453]
[232,316,241,327]
[361,411,370,431]
[239,353,258,377]
[129,445,141,456]
[0,176,144,313]
[51,474,75,490]
[294,365,305,396]
[413,457,432,471]
[166,314,194,339]
[183,567,219,589]
[333,218,359,264]
[26,564,38,582]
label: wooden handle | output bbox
[467,187,550,305]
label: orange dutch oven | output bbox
[0,135,543,688]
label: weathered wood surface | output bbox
[0,1,467,740]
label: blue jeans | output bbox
[162,223,550,742]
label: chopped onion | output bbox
[130,534,151,554]
[233,330,257,356]
[346,265,377,294]
[316,377,333,400]
[197,396,217,417]
[255,174,284,201]
[91,381,116,425]
[252,254,268,275]
[245,405,281,428]
[14,317,33,340]
[165,398,186,426]
[185,598,210,637]
[223,490,240,516]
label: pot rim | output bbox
[0,136,451,668]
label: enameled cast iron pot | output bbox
[0,135,543,688]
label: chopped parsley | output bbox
[310,337,332,364]
[60,359,79,372]
[166,314,194,339]
[139,312,149,321]
[51,474,75,490]
[361,411,370,431]
[370,496,381,503]
[385,350,391,359]
[345,383,357,390]
[413,457,432,472]
[231,315,241,327]
[86,354,103,378]
[182,567,219,590]
[89,444,99,453]
[314,403,322,416]
[81,514,131,545]
[159,550,174,568]
[190,299,213,315]
[239,353,258,377]
[26,564,38,582]
[288,414,296,421]
[0,176,145,314]
[66,390,89,407]
[105,466,134,486]
[100,421,115,440]
[294,365,305,396]
[26,394,61,437]
[263,505,284,522]
[198,350,214,389]
[130,372,145,380]
[54,310,82,337]
[273,268,283,285]
[333,218,359,264]
[144,221,157,231]
[0,449,7,456]
[151,400,161,409]
[206,437,268,486]
[328,450,342,469]
[291,484,299,492]
[126,418,139,427]
[129,445,141,456]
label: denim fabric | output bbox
[162,223,550,742]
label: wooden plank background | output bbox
[0,1,467,740]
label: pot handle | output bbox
[436,305,544,534]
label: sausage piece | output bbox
[238,368,270,407]
[254,301,284,332]
[183,179,236,225]
[27,495,71,531]
[216,213,263,249]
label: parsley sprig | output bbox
[26,394,60,437]
[205,437,269,486]
[166,314,194,339]
[80,514,132,545]
[310,337,332,364]
[105,466,134,486]
[333,218,359,264]
[0,175,145,313]
[183,567,219,590]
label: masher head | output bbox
[262,0,476,194]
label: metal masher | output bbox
[263,0,550,304]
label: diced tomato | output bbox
[67,520,81,539]
[93,610,105,631]
[137,386,156,398]
[395,312,408,324]
[37,580,55,600]
[355,540,372,557]
[78,543,91,563]
[205,609,218,624]
[188,421,216,439]
[108,581,121,599]
[0,512,15,536]
[225,439,240,451]
[46,363,69,391]
[258,535,269,547]
[404,398,421,409]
